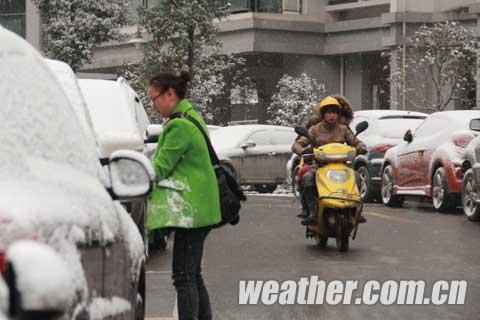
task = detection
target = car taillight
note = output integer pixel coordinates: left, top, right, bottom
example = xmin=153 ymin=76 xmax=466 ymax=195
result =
xmin=453 ymin=133 xmax=475 ymax=148
xmin=0 ymin=252 xmax=6 ymax=275
xmin=370 ymin=144 xmax=393 ymax=154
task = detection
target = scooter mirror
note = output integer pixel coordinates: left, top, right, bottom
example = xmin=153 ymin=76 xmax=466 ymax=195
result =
xmin=355 ymin=121 xmax=369 ymax=136
xmin=295 ymin=126 xmax=309 ymax=138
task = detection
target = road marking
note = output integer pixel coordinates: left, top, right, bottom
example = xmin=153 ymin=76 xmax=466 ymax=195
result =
xmin=364 ymin=211 xmax=418 ymax=224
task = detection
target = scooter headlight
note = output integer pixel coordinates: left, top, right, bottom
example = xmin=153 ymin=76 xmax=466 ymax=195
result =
xmin=327 ymin=169 xmax=350 ymax=183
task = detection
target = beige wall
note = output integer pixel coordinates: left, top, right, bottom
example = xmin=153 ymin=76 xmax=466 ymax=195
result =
xmin=391 ymin=0 xmax=480 ymax=12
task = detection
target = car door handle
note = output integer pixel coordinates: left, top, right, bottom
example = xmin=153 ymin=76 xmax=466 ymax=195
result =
xmin=268 ymin=152 xmax=276 ymax=156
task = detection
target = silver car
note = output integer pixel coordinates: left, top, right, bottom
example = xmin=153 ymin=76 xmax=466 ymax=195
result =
xmin=211 ymin=125 xmax=296 ymax=193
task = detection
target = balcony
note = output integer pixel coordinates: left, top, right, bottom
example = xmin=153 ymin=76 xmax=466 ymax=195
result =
xmin=326 ymin=0 xmax=390 ymax=12
xmin=228 ymin=0 xmax=302 ymax=14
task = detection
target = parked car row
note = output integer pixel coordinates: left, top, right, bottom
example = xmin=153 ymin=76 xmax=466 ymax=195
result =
xmin=381 ymin=111 xmax=480 ymax=216
xmin=45 ymin=58 xmax=155 ymax=254
xmin=1 ymin=26 xmax=153 ymax=319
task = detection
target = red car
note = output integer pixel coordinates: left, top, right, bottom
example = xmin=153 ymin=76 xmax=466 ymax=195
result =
xmin=381 ymin=111 xmax=480 ymax=212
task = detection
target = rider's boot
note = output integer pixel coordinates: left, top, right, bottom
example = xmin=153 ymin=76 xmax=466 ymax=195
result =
xmin=301 ymin=201 xmax=318 ymax=226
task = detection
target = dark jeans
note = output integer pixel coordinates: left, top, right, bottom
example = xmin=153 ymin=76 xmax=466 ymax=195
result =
xmin=301 ymin=168 xmax=319 ymax=215
xmin=172 ymin=227 xmax=212 ymax=320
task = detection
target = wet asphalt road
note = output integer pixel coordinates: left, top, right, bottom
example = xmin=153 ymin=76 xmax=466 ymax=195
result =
xmin=145 ymin=195 xmax=480 ymax=320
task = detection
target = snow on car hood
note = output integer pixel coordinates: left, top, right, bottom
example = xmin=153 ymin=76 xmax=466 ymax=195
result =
xmin=0 ymin=160 xmax=120 ymax=250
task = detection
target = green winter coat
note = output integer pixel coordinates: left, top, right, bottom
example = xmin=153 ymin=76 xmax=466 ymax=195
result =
xmin=147 ymin=99 xmax=221 ymax=230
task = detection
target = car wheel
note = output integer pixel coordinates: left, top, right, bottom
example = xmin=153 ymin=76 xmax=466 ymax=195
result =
xmin=254 ymin=184 xmax=277 ymax=194
xmin=462 ymin=169 xmax=480 ymax=221
xmin=381 ymin=165 xmax=404 ymax=207
xmin=432 ymin=167 xmax=457 ymax=212
xmin=356 ymin=166 xmax=373 ymax=202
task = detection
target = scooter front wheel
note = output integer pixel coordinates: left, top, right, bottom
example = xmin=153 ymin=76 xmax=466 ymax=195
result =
xmin=335 ymin=218 xmax=350 ymax=252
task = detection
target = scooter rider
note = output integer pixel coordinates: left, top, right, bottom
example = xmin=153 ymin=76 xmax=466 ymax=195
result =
xmin=292 ymin=96 xmax=367 ymax=226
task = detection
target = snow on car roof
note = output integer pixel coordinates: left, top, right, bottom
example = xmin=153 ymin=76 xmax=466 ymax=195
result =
xmin=354 ymin=110 xmax=428 ymax=119
xmin=211 ymin=124 xmax=293 ymax=149
xmin=45 ymin=59 xmax=99 ymax=147
xmin=78 ymin=79 xmax=144 ymax=158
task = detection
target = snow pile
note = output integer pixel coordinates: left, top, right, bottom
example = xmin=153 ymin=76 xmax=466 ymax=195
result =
xmin=6 ymin=241 xmax=75 ymax=312
xmin=88 ymin=297 xmax=131 ymax=320
xmin=0 ymin=277 xmax=8 ymax=315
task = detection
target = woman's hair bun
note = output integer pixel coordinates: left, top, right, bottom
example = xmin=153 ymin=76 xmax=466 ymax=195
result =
xmin=179 ymin=70 xmax=192 ymax=83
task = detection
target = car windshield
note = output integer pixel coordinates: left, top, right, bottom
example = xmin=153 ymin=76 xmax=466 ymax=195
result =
xmin=0 ymin=33 xmax=99 ymax=179
xmin=79 ymin=79 xmax=141 ymax=140
xmin=377 ymin=116 xmax=426 ymax=139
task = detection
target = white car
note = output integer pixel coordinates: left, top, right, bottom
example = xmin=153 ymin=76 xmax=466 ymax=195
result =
xmin=78 ymin=78 xmax=152 ymax=161
xmin=0 ymin=26 xmax=153 ymax=319
xmin=77 ymin=77 xmax=154 ymax=249
xmin=211 ymin=125 xmax=297 ymax=193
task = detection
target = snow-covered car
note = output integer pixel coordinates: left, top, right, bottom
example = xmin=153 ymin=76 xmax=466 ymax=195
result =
xmin=211 ymin=125 xmax=297 ymax=193
xmin=78 ymin=77 xmax=154 ymax=250
xmin=460 ymin=119 xmax=480 ymax=221
xmin=0 ymin=26 xmax=153 ymax=319
xmin=349 ymin=110 xmax=427 ymax=202
xmin=381 ymin=111 xmax=480 ymax=212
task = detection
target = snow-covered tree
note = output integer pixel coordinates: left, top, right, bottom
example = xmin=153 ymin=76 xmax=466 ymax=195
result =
xmin=34 ymin=0 xmax=129 ymax=72
xmin=387 ymin=21 xmax=480 ymax=112
xmin=123 ymin=0 xmax=253 ymax=124
xmin=267 ymin=73 xmax=325 ymax=127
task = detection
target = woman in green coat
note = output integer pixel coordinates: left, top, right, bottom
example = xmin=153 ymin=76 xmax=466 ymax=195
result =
xmin=147 ymin=71 xmax=220 ymax=320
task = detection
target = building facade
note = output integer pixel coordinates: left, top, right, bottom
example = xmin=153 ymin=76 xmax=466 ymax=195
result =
xmin=5 ymin=0 xmax=480 ymax=122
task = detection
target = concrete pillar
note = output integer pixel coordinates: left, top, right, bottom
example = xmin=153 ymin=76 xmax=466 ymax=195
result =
xmin=25 ymin=0 xmax=41 ymax=51
xmin=388 ymin=48 xmax=401 ymax=110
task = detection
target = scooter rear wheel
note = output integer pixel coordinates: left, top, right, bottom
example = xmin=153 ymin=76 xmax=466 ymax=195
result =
xmin=314 ymin=235 xmax=328 ymax=248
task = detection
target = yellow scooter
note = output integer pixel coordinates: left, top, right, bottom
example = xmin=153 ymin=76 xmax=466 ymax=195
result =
xmin=295 ymin=123 xmax=368 ymax=252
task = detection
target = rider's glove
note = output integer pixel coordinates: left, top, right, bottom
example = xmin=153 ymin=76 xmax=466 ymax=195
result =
xmin=301 ymin=147 xmax=314 ymax=155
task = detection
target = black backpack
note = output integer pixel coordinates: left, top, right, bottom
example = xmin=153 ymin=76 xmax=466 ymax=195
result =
xmin=170 ymin=112 xmax=246 ymax=227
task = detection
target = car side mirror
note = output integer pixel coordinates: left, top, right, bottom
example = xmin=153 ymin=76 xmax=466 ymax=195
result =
xmin=404 ymin=129 xmax=413 ymax=143
xmin=144 ymin=124 xmax=163 ymax=143
xmin=108 ymin=150 xmax=155 ymax=200
xmin=470 ymin=119 xmax=480 ymax=131
xmin=241 ymin=141 xmax=256 ymax=149
xmin=5 ymin=241 xmax=76 ymax=320
xmin=355 ymin=121 xmax=369 ymax=136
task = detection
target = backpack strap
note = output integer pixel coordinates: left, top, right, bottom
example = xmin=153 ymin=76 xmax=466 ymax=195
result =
xmin=170 ymin=112 xmax=221 ymax=166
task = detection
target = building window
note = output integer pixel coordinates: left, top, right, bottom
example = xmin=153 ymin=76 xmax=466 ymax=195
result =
xmin=228 ymin=0 xmax=301 ymax=14
xmin=0 ymin=0 xmax=26 ymax=38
